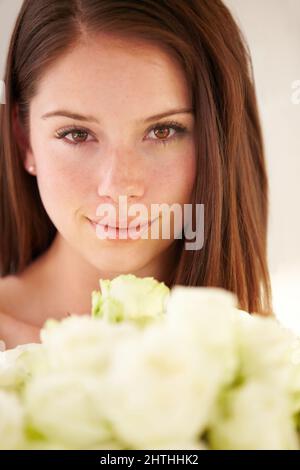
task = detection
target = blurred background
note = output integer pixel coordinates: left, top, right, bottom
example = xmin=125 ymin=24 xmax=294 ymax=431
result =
xmin=0 ymin=0 xmax=299 ymax=331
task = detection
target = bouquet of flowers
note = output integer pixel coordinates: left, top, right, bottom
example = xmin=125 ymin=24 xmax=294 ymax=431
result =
xmin=1 ymin=274 xmax=300 ymax=450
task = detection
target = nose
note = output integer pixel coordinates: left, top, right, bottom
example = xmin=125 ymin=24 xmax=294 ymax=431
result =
xmin=97 ymin=146 xmax=145 ymax=204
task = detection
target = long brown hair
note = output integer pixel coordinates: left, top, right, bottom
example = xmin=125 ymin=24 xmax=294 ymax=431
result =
xmin=0 ymin=0 xmax=273 ymax=316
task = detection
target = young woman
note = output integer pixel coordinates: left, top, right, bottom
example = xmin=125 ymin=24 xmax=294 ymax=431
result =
xmin=0 ymin=0 xmax=273 ymax=349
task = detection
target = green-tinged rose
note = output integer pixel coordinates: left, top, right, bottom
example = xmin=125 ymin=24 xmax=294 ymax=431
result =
xmin=165 ymin=286 xmax=239 ymax=386
xmin=0 ymin=343 xmax=47 ymax=392
xmin=23 ymin=371 xmax=116 ymax=449
xmin=166 ymin=285 xmax=238 ymax=319
xmin=101 ymin=316 xmax=230 ymax=449
xmin=91 ymin=274 xmax=170 ymax=325
xmin=40 ymin=314 xmax=137 ymax=374
xmin=21 ymin=442 xmax=69 ymax=450
xmin=207 ymin=381 xmax=299 ymax=450
xmin=139 ymin=439 xmax=208 ymax=450
xmin=100 ymin=286 xmax=240 ymax=450
xmin=19 ymin=437 xmax=126 ymax=450
xmin=286 ymin=336 xmax=300 ymax=418
xmin=234 ymin=313 xmax=297 ymax=387
xmin=0 ymin=390 xmax=25 ymax=449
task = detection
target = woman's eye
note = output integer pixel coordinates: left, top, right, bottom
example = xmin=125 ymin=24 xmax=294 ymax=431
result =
xmin=55 ymin=127 xmax=94 ymax=146
xmin=148 ymin=126 xmax=175 ymax=141
xmin=147 ymin=121 xmax=187 ymax=146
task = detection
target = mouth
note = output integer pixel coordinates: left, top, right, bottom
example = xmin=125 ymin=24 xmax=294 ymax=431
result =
xmin=90 ymin=220 xmax=150 ymax=230
xmin=87 ymin=217 xmax=156 ymax=240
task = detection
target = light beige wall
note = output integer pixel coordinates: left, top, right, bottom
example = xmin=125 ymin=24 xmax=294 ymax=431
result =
xmin=0 ymin=0 xmax=23 ymax=77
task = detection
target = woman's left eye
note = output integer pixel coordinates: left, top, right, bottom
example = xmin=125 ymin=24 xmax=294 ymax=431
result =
xmin=146 ymin=121 xmax=187 ymax=146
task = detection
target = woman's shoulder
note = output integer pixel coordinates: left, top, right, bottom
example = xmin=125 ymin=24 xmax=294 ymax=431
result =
xmin=0 ymin=274 xmax=15 ymax=311
xmin=0 ymin=273 xmax=36 ymax=317
xmin=0 ymin=275 xmax=40 ymax=350
xmin=0 ymin=274 xmax=22 ymax=317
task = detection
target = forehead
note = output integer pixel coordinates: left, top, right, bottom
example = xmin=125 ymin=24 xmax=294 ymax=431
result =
xmin=31 ymin=35 xmax=192 ymax=120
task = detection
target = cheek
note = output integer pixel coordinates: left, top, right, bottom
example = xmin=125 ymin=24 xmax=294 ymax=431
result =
xmin=39 ymin=165 xmax=86 ymax=199
xmin=35 ymin=154 xmax=89 ymax=228
xmin=151 ymin=147 xmax=196 ymax=204
xmin=33 ymin=132 xmax=92 ymax=191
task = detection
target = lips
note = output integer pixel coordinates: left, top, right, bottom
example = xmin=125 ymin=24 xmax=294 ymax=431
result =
xmin=88 ymin=216 xmax=156 ymax=241
xmin=87 ymin=215 xmax=160 ymax=242
xmin=89 ymin=218 xmax=151 ymax=230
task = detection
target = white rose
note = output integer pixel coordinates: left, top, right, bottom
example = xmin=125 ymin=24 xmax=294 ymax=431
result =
xmin=92 ymin=274 xmax=170 ymax=325
xmin=0 ymin=343 xmax=46 ymax=391
xmin=23 ymin=371 xmax=116 ymax=449
xmin=40 ymin=315 xmax=137 ymax=374
xmin=208 ymin=381 xmax=299 ymax=450
xmin=235 ymin=313 xmax=297 ymax=386
xmin=166 ymin=286 xmax=239 ymax=386
xmin=102 ymin=319 xmax=226 ymax=449
xmin=0 ymin=390 xmax=24 ymax=449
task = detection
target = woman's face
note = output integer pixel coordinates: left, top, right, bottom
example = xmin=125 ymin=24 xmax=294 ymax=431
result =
xmin=25 ymin=34 xmax=196 ymax=274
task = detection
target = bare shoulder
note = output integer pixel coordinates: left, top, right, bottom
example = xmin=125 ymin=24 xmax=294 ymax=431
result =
xmin=0 ymin=275 xmax=15 ymax=309
xmin=0 ymin=274 xmax=25 ymax=314
xmin=0 ymin=275 xmax=40 ymax=350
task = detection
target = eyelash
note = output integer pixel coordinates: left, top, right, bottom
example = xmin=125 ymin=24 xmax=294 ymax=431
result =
xmin=54 ymin=120 xmax=187 ymax=149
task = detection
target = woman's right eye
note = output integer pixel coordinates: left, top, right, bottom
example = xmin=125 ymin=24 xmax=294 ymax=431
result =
xmin=55 ymin=127 xmax=95 ymax=147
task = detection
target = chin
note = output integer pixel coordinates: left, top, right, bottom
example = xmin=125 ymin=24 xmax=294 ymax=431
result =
xmin=85 ymin=247 xmax=153 ymax=275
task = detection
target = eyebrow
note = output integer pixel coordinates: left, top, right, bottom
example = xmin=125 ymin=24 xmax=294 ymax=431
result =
xmin=41 ymin=107 xmax=194 ymax=124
